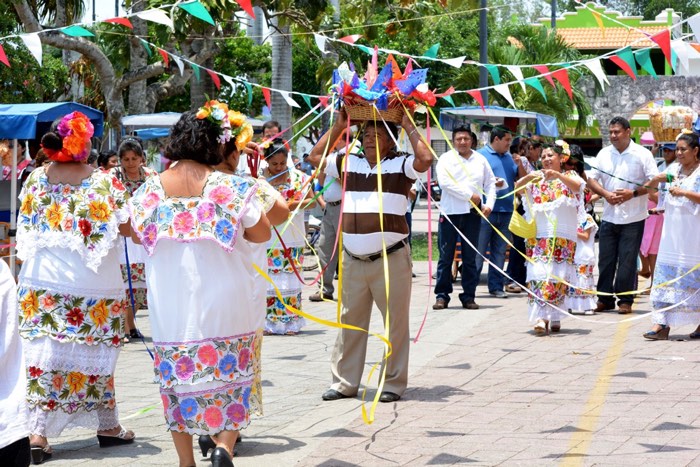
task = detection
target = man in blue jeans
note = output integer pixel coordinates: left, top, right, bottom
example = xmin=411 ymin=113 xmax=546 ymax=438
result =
xmin=475 ymin=126 xmax=524 ymax=298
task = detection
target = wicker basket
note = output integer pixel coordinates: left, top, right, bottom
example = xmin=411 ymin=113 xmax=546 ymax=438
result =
xmin=345 ymin=100 xmax=404 ymax=123
xmin=649 ymin=106 xmax=695 ymax=142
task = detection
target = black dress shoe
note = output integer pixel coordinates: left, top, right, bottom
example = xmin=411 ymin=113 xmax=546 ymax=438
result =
xmin=379 ymin=391 xmax=401 ymax=403
xmin=210 ymin=447 xmax=234 ymax=467
xmin=322 ymin=389 xmax=351 ymax=401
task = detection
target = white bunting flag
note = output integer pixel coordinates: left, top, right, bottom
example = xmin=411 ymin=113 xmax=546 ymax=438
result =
xmin=136 ymin=9 xmax=174 ymax=30
xmin=280 ymin=91 xmax=300 ymax=108
xmin=688 ymin=13 xmax=700 ymax=43
xmin=671 ymin=40 xmax=689 ymax=72
xmin=222 ymin=74 xmax=237 ymax=91
xmin=314 ymin=33 xmax=327 ymax=54
xmin=494 ymin=83 xmax=516 ymax=108
xmin=20 ymin=33 xmax=42 ymax=66
xmin=583 ymin=59 xmax=609 ymax=89
xmin=506 ymin=65 xmax=526 ymax=92
xmin=172 ymin=55 xmax=185 ymax=76
xmin=441 ymin=56 xmax=466 ymax=68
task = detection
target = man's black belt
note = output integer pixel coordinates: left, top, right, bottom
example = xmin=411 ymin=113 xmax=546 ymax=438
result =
xmin=344 ymin=238 xmax=408 ymax=262
xmin=327 ymin=200 xmax=341 ymax=207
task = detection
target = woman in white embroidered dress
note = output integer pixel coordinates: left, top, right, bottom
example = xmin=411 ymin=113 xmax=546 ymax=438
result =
xmin=643 ymin=132 xmax=700 ymax=340
xmin=129 ymin=103 xmax=270 ymax=467
xmin=515 ymin=141 xmax=586 ymax=335
xmin=262 ymin=140 xmax=314 ymax=335
xmin=16 ymin=112 xmax=135 ymax=464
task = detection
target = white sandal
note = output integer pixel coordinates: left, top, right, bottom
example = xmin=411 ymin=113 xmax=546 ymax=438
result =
xmin=534 ymin=319 xmax=548 ymax=335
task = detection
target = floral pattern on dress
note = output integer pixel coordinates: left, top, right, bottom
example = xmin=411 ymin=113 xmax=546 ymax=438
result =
xmin=18 ymin=286 xmax=124 ymax=347
xmin=270 ymin=169 xmax=306 ymax=202
xmin=161 ymin=381 xmax=255 ymax=434
xmin=528 ymin=170 xmax=580 ymax=205
xmin=265 ymin=292 xmax=302 ymax=324
xmin=266 ymin=247 xmax=303 ymax=274
xmin=153 ymin=331 xmax=260 ymax=388
xmin=254 ymin=178 xmax=279 ymax=213
xmin=26 ymin=367 xmax=116 ymax=413
xmin=527 ymin=280 xmax=569 ymax=306
xmin=17 ymin=168 xmax=128 ymax=271
xmin=651 ymin=263 xmax=700 ymax=312
xmin=129 ymin=172 xmax=258 ymax=256
xmin=525 ymin=237 xmax=577 ymax=265
xmin=110 ymin=166 xmax=157 ymax=196
xmin=567 ymin=264 xmax=596 ymax=300
xmin=121 ymin=262 xmax=146 ymax=283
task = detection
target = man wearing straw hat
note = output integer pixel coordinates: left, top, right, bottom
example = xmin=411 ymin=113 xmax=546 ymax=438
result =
xmin=307 ymin=107 xmax=432 ymax=403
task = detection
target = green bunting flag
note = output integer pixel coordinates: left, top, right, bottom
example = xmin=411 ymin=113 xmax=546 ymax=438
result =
xmin=191 ymin=63 xmax=201 ymax=82
xmin=356 ymin=44 xmax=373 ymax=55
xmin=441 ymin=95 xmax=456 ymax=107
xmin=524 ymin=77 xmax=547 ymax=102
xmin=178 ymin=0 xmax=216 ymax=26
xmin=634 ymin=49 xmax=657 ymax=78
xmin=244 ymin=82 xmax=253 ymax=108
xmin=423 ymin=43 xmax=440 ymax=58
xmin=301 ymin=94 xmax=317 ymax=113
xmin=609 ymin=46 xmax=637 ymax=80
xmin=139 ymin=39 xmax=153 ymax=57
xmin=484 ymin=64 xmax=500 ymax=85
xmin=61 ymin=25 xmax=95 ymax=37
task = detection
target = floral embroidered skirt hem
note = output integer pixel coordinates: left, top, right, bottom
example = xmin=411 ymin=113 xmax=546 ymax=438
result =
xmin=567 ymin=263 xmax=597 ymax=312
xmin=651 ymin=262 xmax=700 ymax=328
xmin=154 ymin=330 xmax=263 ymax=435
xmin=526 ymin=237 xmax=578 ymax=323
xmin=265 ymin=247 xmax=306 ymax=335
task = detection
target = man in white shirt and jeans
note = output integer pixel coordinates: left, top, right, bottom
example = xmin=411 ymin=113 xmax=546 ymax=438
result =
xmin=588 ymin=116 xmax=659 ymax=314
xmin=434 ymin=126 xmax=497 ymax=310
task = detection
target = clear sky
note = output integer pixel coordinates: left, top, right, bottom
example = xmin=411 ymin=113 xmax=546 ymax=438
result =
xmin=82 ymin=0 xmax=126 ymax=23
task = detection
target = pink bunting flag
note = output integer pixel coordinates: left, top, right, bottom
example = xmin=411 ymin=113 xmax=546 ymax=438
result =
xmin=435 ymin=86 xmax=455 ymax=98
xmin=235 ymin=0 xmax=255 ymax=18
xmin=0 ymin=44 xmax=9 ymax=67
xmin=104 ymin=17 xmax=133 ymax=29
xmin=262 ymin=87 xmax=271 ymax=109
xmin=551 ymin=69 xmax=573 ymax=100
xmin=157 ymin=48 xmax=169 ymax=68
xmin=650 ymin=29 xmax=672 ymax=67
xmin=467 ymin=89 xmax=485 ymax=111
xmin=318 ymin=96 xmax=329 ymax=108
xmin=206 ymin=69 xmax=221 ymax=90
xmin=533 ymin=65 xmax=556 ymax=88
xmin=339 ymin=34 xmax=362 ymax=44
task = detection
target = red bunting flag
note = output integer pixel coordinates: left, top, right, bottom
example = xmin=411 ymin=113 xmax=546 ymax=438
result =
xmin=235 ymin=0 xmax=255 ymax=18
xmin=157 ymin=48 xmax=169 ymax=68
xmin=533 ymin=65 xmax=556 ymax=88
xmin=435 ymin=86 xmax=455 ymax=98
xmin=650 ymin=29 xmax=672 ymax=67
xmin=609 ymin=55 xmax=637 ymax=80
xmin=467 ymin=89 xmax=485 ymax=111
xmin=0 ymin=44 xmax=9 ymax=67
xmin=262 ymin=87 xmax=271 ymax=109
xmin=104 ymin=17 xmax=133 ymax=29
xmin=339 ymin=34 xmax=362 ymax=44
xmin=318 ymin=96 xmax=329 ymax=108
xmin=551 ymin=69 xmax=573 ymax=100
xmin=206 ymin=69 xmax=221 ymax=90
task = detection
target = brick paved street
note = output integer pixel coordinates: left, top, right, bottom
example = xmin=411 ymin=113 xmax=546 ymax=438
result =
xmin=38 ymin=207 xmax=700 ymax=466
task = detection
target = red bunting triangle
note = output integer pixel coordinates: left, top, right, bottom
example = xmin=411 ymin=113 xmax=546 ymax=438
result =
xmin=435 ymin=86 xmax=455 ymax=98
xmin=609 ymin=55 xmax=637 ymax=80
xmin=650 ymin=29 xmax=672 ymax=67
xmin=318 ymin=96 xmax=329 ymax=108
xmin=157 ymin=48 xmax=169 ymax=68
xmin=262 ymin=88 xmax=271 ymax=109
xmin=339 ymin=34 xmax=362 ymax=44
xmin=552 ymin=69 xmax=573 ymax=101
xmin=467 ymin=89 xmax=485 ymax=111
xmin=235 ymin=0 xmax=255 ymax=18
xmin=0 ymin=44 xmax=9 ymax=67
xmin=206 ymin=70 xmax=221 ymax=90
xmin=533 ymin=65 xmax=556 ymax=88
xmin=104 ymin=17 xmax=133 ymax=28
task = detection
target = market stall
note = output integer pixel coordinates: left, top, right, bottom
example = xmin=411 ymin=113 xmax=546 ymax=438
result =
xmin=439 ymin=105 xmax=559 ymax=138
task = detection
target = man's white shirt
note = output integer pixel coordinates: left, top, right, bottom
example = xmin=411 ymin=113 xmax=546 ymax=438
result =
xmin=436 ymin=149 xmax=497 ymax=215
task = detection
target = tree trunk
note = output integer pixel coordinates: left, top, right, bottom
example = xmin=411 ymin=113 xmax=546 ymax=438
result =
xmin=128 ymin=0 xmax=148 ymax=115
xmin=271 ymin=17 xmax=292 ymax=139
xmin=246 ymin=7 xmax=265 ymax=45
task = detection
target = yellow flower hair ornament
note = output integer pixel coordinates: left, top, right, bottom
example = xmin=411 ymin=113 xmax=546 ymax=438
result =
xmin=554 ymin=139 xmax=571 ymax=163
xmin=676 ymin=128 xmax=694 ymax=140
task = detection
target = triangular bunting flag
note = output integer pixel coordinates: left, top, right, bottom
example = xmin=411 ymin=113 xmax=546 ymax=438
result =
xmin=191 ymin=63 xmax=201 ymax=82
xmin=139 ymin=39 xmax=153 ymax=57
xmin=689 ymin=13 xmax=700 ymax=42
xmin=178 ymin=0 xmax=215 ymax=25
xmin=0 ymin=44 xmax=10 ymax=67
xmin=524 ymin=77 xmax=547 ymax=102
xmin=441 ymin=56 xmax=466 ymax=68
xmin=235 ymin=0 xmax=255 ymax=18
xmin=583 ymin=59 xmax=609 ymax=89
xmin=301 ymin=94 xmax=314 ymax=110
xmin=494 ymin=83 xmax=516 ymax=108
xmin=244 ymin=82 xmax=253 ymax=108
xmin=20 ymin=33 xmax=42 ymax=66
xmin=136 ymin=9 xmax=174 ymax=30
xmin=339 ymin=34 xmax=362 ymax=44
xmin=319 ymin=96 xmax=329 ymax=108
xmin=262 ymin=88 xmax=271 ymax=109
xmin=441 ymin=95 xmax=456 ymax=107
xmin=484 ymin=64 xmax=500 ymax=85
xmin=592 ymin=10 xmax=605 ymax=38
xmin=423 ymin=43 xmax=440 ymax=58
xmin=172 ymin=55 xmax=184 ymax=76
xmin=533 ymin=65 xmax=555 ymax=88
xmin=506 ymin=65 xmax=526 ymax=92
xmin=104 ymin=17 xmax=133 ymax=28
xmin=206 ymin=69 xmax=221 ymax=90
xmin=609 ymin=47 xmax=637 ymax=80
xmin=280 ymin=91 xmax=300 ymax=108
xmin=466 ymin=89 xmax=485 ymax=111
xmin=314 ymin=33 xmax=327 ymax=53
xmin=386 ymin=54 xmax=402 ymax=79
xmin=551 ymin=69 xmax=573 ymax=101
xmin=634 ymin=49 xmax=657 ymax=78
xmin=157 ymin=48 xmax=170 ymax=68
xmin=222 ymin=75 xmax=236 ymax=91
xmin=356 ymin=44 xmax=372 ymax=55
xmin=650 ymin=29 xmax=672 ymax=67
xmin=671 ymin=40 xmax=689 ymax=72
xmin=61 ymin=25 xmax=94 ymax=37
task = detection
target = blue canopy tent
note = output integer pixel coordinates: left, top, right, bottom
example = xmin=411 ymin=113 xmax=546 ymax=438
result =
xmin=439 ymin=105 xmax=559 ymax=138
xmin=0 ymin=102 xmax=104 ymax=275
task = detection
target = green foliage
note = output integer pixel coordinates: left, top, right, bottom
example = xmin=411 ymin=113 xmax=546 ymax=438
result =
xmin=0 ymin=42 xmax=70 ymax=103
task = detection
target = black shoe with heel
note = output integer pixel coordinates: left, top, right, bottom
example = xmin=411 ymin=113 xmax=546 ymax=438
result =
xmin=210 ymin=447 xmax=234 ymax=467
xmin=30 ymin=445 xmax=52 ymax=464
xmin=199 ymin=434 xmax=241 ymax=458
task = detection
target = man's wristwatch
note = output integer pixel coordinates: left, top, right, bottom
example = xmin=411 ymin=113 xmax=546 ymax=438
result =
xmin=632 ymin=189 xmax=639 ymax=198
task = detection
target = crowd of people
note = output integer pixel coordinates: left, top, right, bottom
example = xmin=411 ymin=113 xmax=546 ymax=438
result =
xmin=1 ymin=106 xmax=699 ymax=467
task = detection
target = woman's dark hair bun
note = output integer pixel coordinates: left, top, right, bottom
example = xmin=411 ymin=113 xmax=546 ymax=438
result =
xmin=41 ymin=132 xmax=63 ymax=151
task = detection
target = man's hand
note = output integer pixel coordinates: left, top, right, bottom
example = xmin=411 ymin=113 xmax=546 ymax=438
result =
xmin=333 ymin=108 xmax=348 ymax=130
xmin=470 ymin=192 xmax=482 ymax=207
xmin=401 ymin=106 xmax=416 ymax=132
xmin=614 ymin=188 xmax=635 ymax=203
xmin=242 ymin=141 xmax=261 ymax=158
xmin=481 ymin=206 xmax=492 ymax=217
xmin=604 ymin=190 xmax=623 ymax=205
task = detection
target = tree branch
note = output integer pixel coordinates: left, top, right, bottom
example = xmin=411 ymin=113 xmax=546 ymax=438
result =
xmin=117 ymin=63 xmax=166 ymax=91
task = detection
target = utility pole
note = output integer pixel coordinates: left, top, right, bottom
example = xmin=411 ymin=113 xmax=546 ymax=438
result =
xmin=479 ymin=0 xmax=488 ymax=105
xmin=551 ymin=0 xmax=557 ymax=29
xmin=92 ymin=0 xmax=96 ymax=22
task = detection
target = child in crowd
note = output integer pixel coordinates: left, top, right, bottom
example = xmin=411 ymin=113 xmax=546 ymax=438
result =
xmin=570 ymin=214 xmax=598 ymax=315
